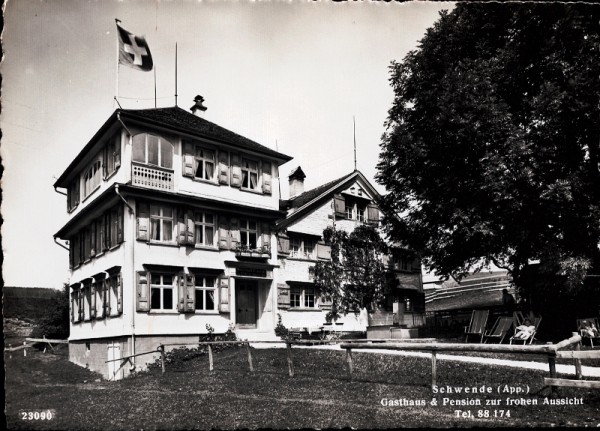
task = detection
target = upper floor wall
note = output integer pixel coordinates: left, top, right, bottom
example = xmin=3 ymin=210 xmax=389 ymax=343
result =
xmin=58 ymin=119 xmax=286 ymax=221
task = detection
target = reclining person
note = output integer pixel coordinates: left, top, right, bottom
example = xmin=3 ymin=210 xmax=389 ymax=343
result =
xmin=514 ymin=319 xmax=536 ymax=340
xmin=579 ymin=320 xmax=599 ymax=339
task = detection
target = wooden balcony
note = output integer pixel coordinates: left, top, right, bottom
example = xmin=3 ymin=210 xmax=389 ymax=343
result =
xmin=132 ymin=163 xmax=174 ymax=191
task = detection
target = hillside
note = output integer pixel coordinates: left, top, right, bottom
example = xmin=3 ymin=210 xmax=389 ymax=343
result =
xmin=3 ymin=286 xmax=64 ymax=321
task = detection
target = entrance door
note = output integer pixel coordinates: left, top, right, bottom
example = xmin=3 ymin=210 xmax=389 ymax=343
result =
xmin=236 ymin=280 xmax=257 ymax=328
xmin=107 ymin=343 xmax=122 ymax=381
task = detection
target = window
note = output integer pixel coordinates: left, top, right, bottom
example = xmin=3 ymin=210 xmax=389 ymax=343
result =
xmin=67 ymin=178 xmax=80 ymax=211
xmin=357 ymin=207 xmax=365 ymax=222
xmin=289 ymin=237 xmax=316 ymax=259
xmin=150 ymin=205 xmax=174 ymax=242
xmin=150 ymin=273 xmax=175 ymax=311
xmin=344 ymin=200 xmax=367 ymax=221
xmin=290 ymin=286 xmax=317 ymax=309
xmin=107 ymin=273 xmax=122 ymax=317
xmin=241 ymin=158 xmax=259 ymax=190
xmin=194 ymin=212 xmax=215 ymax=247
xmin=83 ymin=283 xmax=92 ymax=320
xmin=83 ymin=160 xmax=102 ymax=198
xmin=239 ymin=219 xmax=257 ymax=249
xmin=133 ymin=133 xmax=173 ymax=169
xmin=346 ymin=205 xmax=354 ymax=220
xmin=104 ymin=134 xmax=121 ymax=178
xmin=194 ymin=147 xmax=216 ymax=181
xmin=194 ymin=276 xmax=216 ymax=311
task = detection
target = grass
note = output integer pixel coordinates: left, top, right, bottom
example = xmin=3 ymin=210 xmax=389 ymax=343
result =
xmin=5 ymin=340 xmax=600 ymax=429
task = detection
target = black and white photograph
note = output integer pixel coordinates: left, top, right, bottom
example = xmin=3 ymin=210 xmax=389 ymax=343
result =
xmin=3 ymin=0 xmax=600 ymax=428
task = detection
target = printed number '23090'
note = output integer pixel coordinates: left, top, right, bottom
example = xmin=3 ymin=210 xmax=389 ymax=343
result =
xmin=20 ymin=410 xmax=55 ymax=420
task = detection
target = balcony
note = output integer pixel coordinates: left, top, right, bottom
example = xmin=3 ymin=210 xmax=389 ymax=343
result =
xmin=132 ymin=163 xmax=174 ymax=191
xmin=235 ymin=245 xmax=271 ymax=259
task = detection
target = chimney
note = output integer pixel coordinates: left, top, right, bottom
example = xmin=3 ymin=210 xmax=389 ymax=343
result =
xmin=288 ymin=166 xmax=306 ymax=199
xmin=190 ymin=95 xmax=207 ymax=115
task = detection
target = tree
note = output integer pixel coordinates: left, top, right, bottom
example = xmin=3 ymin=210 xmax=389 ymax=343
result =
xmin=312 ymin=224 xmax=391 ymax=322
xmin=31 ymin=283 xmax=70 ymax=340
xmin=377 ymin=3 xmax=600 ymax=307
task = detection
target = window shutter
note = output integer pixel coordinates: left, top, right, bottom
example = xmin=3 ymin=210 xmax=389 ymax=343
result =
xmin=70 ymin=290 xmax=75 ymax=323
xmin=218 ymin=216 xmax=230 ymax=250
xmin=104 ymin=279 xmax=111 ymax=317
xmin=230 ymin=153 xmax=242 ymax=188
xmin=277 ymin=283 xmax=291 ymax=309
xmin=136 ymin=271 xmax=149 ymax=312
xmin=102 ymin=145 xmax=109 ymax=179
xmin=218 ymin=151 xmax=230 ymax=185
xmin=102 ymin=213 xmax=110 ymax=251
xmin=116 ymin=274 xmax=123 ymax=315
xmin=79 ymin=232 xmax=85 ymax=264
xmin=177 ymin=273 xmax=186 ymax=312
xmin=277 ymin=232 xmax=290 ymax=255
xmin=183 ymin=154 xmax=195 ymax=178
xmin=114 ymin=135 xmax=121 ymax=169
xmin=117 ymin=206 xmax=124 ymax=243
xmin=367 ymin=203 xmax=379 ymax=224
xmin=316 ymin=242 xmax=331 ymax=260
xmin=177 ymin=209 xmax=186 ymax=245
xmin=69 ymin=239 xmax=74 ymax=269
xmin=186 ymin=210 xmax=195 ymax=245
xmin=95 ymin=219 xmax=102 ymax=254
xmin=111 ymin=209 xmax=119 ymax=246
xmin=334 ymin=194 xmax=345 ymax=217
xmin=218 ymin=277 xmax=230 ymax=313
xmin=137 ymin=202 xmax=150 ymax=241
xmin=78 ymin=290 xmax=84 ymax=322
xmin=185 ymin=274 xmax=195 ymax=313
xmin=262 ymin=161 xmax=272 ymax=194
xmin=261 ymin=222 xmax=271 ymax=253
xmin=90 ymin=283 xmax=97 ymax=319
xmin=229 ymin=217 xmax=240 ymax=250
xmin=74 ymin=179 xmax=80 ymax=207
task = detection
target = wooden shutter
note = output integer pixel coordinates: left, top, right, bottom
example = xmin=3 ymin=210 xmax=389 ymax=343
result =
xmin=90 ymin=221 xmax=97 ymax=257
xmin=90 ymin=283 xmax=97 ymax=319
xmin=277 ymin=283 xmax=291 ymax=309
xmin=111 ymin=209 xmax=119 ymax=246
xmin=218 ymin=151 xmax=230 ymax=185
xmin=78 ymin=289 xmax=84 ymax=322
xmin=177 ymin=209 xmax=187 ymax=245
xmin=104 ymin=278 xmax=111 ymax=317
xmin=136 ymin=271 xmax=149 ymax=312
xmin=261 ymin=222 xmax=271 ymax=252
xmin=117 ymin=206 xmax=124 ymax=243
xmin=229 ymin=217 xmax=240 ymax=250
xmin=102 ymin=213 xmax=110 ymax=251
xmin=317 ymin=242 xmax=331 ymax=260
xmin=277 ymin=232 xmax=290 ymax=255
xmin=114 ymin=134 xmax=121 ymax=169
xmin=262 ymin=161 xmax=272 ymax=194
xmin=177 ymin=273 xmax=186 ymax=312
xmin=230 ymin=153 xmax=242 ymax=188
xmin=218 ymin=277 xmax=230 ymax=313
xmin=183 ymin=154 xmax=195 ymax=178
xmin=69 ymin=239 xmax=74 ymax=269
xmin=186 ymin=210 xmax=195 ymax=245
xmin=367 ymin=203 xmax=379 ymax=224
xmin=334 ymin=194 xmax=345 ymax=217
xmin=116 ymin=274 xmax=123 ymax=315
xmin=137 ymin=202 xmax=150 ymax=241
xmin=70 ymin=289 xmax=76 ymax=323
xmin=185 ymin=274 xmax=196 ymax=313
xmin=95 ymin=219 xmax=102 ymax=254
xmin=218 ymin=216 xmax=230 ymax=250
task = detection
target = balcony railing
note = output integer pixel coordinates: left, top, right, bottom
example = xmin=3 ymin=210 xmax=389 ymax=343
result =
xmin=132 ymin=163 xmax=174 ymax=191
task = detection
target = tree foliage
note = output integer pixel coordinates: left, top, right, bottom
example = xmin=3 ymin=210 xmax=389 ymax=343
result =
xmin=312 ymin=225 xmax=391 ymax=321
xmin=377 ymin=3 xmax=600 ymax=293
xmin=31 ymin=283 xmax=70 ymax=340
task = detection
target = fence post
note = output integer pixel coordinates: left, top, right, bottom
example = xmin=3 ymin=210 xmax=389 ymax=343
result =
xmin=246 ymin=343 xmax=254 ymax=372
xmin=286 ymin=342 xmax=295 ymax=377
xmin=43 ymin=335 xmax=47 ymax=354
xmin=208 ymin=344 xmax=214 ymax=372
xmin=23 ymin=341 xmax=27 ymax=357
xmin=159 ymin=345 xmax=166 ymax=374
xmin=546 ymin=342 xmax=557 ymax=396
xmin=346 ymin=348 xmax=353 ymax=375
xmin=431 ymin=351 xmax=437 ymax=388
xmin=9 ymin=344 xmax=12 ymax=359
xmin=572 ymin=332 xmax=582 ymax=380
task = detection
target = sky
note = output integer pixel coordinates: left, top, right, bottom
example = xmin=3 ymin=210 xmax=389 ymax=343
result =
xmin=1 ymin=0 xmax=454 ymax=288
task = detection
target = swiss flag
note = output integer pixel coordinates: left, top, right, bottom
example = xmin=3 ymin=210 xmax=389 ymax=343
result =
xmin=116 ymin=22 xmax=153 ymax=72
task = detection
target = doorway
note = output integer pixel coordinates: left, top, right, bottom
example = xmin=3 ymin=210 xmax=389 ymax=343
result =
xmin=236 ymin=280 xmax=258 ymax=328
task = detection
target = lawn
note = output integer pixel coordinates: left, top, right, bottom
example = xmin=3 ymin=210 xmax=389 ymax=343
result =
xmin=5 ymin=341 xmax=600 ymax=429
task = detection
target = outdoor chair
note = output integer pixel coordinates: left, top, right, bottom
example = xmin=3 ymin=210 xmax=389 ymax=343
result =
xmin=577 ymin=317 xmax=600 ymax=348
xmin=483 ymin=316 xmax=513 ymax=344
xmin=510 ymin=315 xmax=542 ymax=345
xmin=464 ymin=309 xmax=489 ymax=343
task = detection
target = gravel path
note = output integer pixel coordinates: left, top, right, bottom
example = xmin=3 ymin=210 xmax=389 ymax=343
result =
xmin=251 ymin=342 xmax=600 ymax=377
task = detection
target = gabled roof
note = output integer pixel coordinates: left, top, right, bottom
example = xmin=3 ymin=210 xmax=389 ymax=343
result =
xmin=277 ymin=170 xmax=382 ymax=230
xmin=54 ymin=106 xmax=292 ymax=187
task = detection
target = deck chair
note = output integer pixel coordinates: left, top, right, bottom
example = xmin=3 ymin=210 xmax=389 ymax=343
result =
xmin=483 ymin=317 xmax=513 ymax=344
xmin=510 ymin=316 xmax=542 ymax=345
xmin=464 ymin=310 xmax=489 ymax=343
xmin=577 ymin=317 xmax=600 ymax=348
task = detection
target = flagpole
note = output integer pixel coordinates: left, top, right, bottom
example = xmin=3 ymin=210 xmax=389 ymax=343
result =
xmin=115 ymin=19 xmax=121 ymax=107
xmin=175 ymin=42 xmax=178 ymax=107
